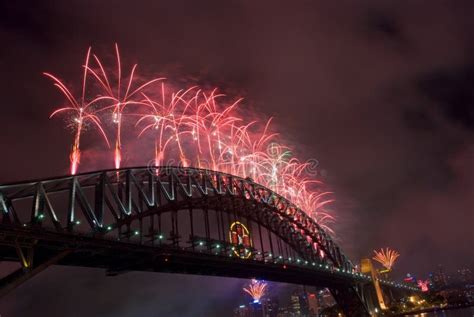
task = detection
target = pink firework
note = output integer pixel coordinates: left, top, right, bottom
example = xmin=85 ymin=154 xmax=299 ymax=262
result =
xmin=136 ymin=87 xmax=336 ymax=230
xmin=44 ymin=47 xmax=109 ymax=175
xmin=87 ymin=43 xmax=164 ymax=169
xmin=137 ymin=84 xmax=197 ymax=167
xmin=46 ymin=46 xmax=336 ymax=231
xmin=417 ymin=279 xmax=429 ymax=292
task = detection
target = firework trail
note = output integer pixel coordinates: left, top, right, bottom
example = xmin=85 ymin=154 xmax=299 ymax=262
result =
xmin=45 ymin=46 xmax=336 ymax=231
xmin=243 ymin=279 xmax=267 ymax=303
xmin=137 ymin=84 xmax=197 ymax=167
xmin=44 ymin=47 xmax=110 ymax=174
xmin=372 ymin=248 xmax=400 ymax=271
xmin=136 ymin=88 xmax=335 ymax=229
xmin=87 ymin=43 xmax=164 ymax=169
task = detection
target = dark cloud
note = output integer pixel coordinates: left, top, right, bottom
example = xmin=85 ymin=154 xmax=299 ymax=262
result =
xmin=365 ymin=9 xmax=404 ymax=43
xmin=0 ymin=2 xmax=53 ymax=39
xmin=418 ymin=66 xmax=474 ymax=130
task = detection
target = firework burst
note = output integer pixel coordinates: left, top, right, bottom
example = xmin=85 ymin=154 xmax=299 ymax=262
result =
xmin=86 ymin=43 xmax=164 ymax=169
xmin=243 ymin=279 xmax=267 ymax=303
xmin=44 ymin=47 xmax=110 ymax=174
xmin=372 ymin=248 xmax=400 ymax=271
xmin=45 ymin=45 xmax=336 ymax=231
xmin=417 ymin=279 xmax=429 ymax=292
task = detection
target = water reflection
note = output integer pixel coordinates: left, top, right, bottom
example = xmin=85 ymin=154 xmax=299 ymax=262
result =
xmin=408 ymin=307 xmax=474 ymax=317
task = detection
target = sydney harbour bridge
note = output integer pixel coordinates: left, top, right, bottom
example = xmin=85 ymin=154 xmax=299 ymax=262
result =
xmin=0 ymin=166 xmax=418 ymax=315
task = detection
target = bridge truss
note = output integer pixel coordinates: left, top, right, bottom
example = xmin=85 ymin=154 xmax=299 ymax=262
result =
xmin=0 ymin=166 xmax=417 ymax=315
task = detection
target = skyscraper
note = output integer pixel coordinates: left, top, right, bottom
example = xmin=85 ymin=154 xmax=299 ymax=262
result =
xmin=290 ymin=294 xmax=302 ymax=316
xmin=432 ymin=265 xmax=448 ymax=289
xmin=290 ymin=289 xmax=310 ymax=316
xmin=261 ymin=297 xmax=279 ymax=317
xmin=318 ymin=288 xmax=336 ymax=309
xmin=234 ymin=304 xmax=250 ymax=317
xmin=307 ymin=293 xmax=319 ymax=316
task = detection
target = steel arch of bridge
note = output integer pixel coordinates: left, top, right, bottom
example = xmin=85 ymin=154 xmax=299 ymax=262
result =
xmin=0 ymin=166 xmax=420 ymax=315
xmin=0 ymin=166 xmax=352 ymax=269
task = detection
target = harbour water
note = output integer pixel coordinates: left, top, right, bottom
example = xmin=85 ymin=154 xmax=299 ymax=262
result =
xmin=407 ymin=307 xmax=474 ymax=316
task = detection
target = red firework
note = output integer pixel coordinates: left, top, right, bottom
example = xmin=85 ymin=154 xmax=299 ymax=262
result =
xmin=372 ymin=248 xmax=400 ymax=271
xmin=243 ymin=279 xmax=267 ymax=303
xmin=44 ymin=47 xmax=110 ymax=175
xmin=86 ymin=43 xmax=164 ymax=169
xmin=45 ymin=46 xmax=336 ymax=231
xmin=417 ymin=279 xmax=429 ymax=292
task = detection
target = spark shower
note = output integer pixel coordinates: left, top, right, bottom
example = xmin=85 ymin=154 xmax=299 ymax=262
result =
xmin=44 ymin=44 xmax=335 ymax=231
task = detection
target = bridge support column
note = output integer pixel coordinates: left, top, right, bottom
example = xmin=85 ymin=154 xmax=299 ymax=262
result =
xmin=0 ymin=249 xmax=71 ymax=298
xmin=330 ymin=285 xmax=371 ymax=317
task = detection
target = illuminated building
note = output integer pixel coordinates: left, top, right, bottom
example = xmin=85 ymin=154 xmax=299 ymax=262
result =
xmin=277 ymin=306 xmax=291 ymax=317
xmin=261 ymin=297 xmax=279 ymax=317
xmin=234 ymin=304 xmax=250 ymax=317
xmin=290 ymin=289 xmax=310 ymax=316
xmin=404 ymin=273 xmax=415 ymax=284
xmin=457 ymin=268 xmax=473 ymax=283
xmin=290 ymin=294 xmax=301 ymax=315
xmin=307 ymin=293 xmax=319 ymax=316
xmin=249 ymin=302 xmax=264 ymax=317
xmin=431 ymin=265 xmax=448 ymax=289
xmin=318 ymin=288 xmax=336 ymax=309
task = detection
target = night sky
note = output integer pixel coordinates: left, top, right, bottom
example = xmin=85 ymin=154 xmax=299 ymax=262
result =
xmin=1 ymin=1 xmax=473 ymax=316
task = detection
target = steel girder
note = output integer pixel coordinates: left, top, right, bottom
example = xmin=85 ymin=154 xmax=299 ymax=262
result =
xmin=0 ymin=167 xmax=422 ymax=314
xmin=0 ymin=166 xmax=352 ymax=270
